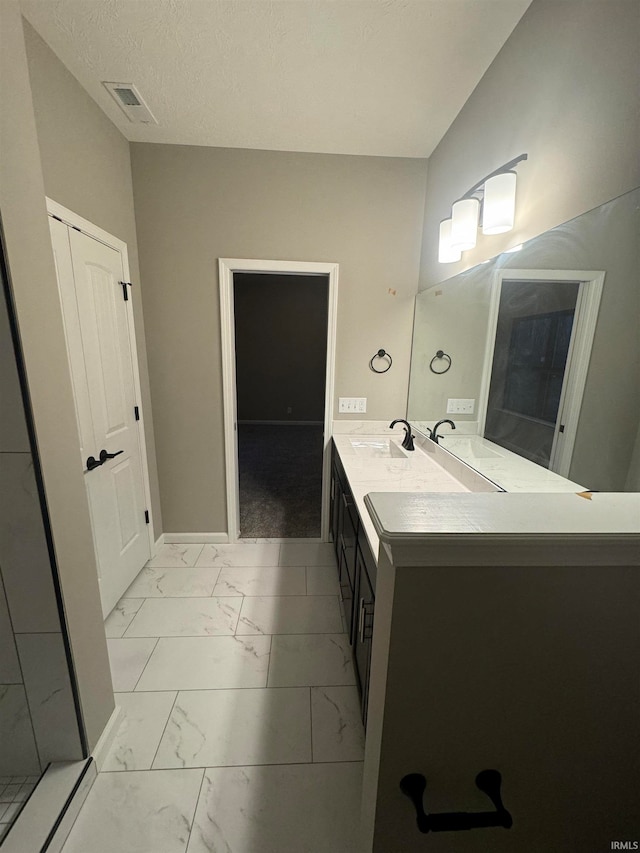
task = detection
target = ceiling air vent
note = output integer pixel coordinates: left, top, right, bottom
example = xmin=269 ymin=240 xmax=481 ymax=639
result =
xmin=103 ymin=82 xmax=157 ymax=124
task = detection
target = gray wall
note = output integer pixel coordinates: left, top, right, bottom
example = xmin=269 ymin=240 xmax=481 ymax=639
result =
xmin=23 ymin=22 xmax=162 ymax=537
xmin=131 ymin=144 xmax=427 ymax=533
xmin=419 ymin=0 xmax=640 ymax=288
xmin=234 ymin=274 xmax=328 ymax=423
xmin=0 ymin=4 xmax=114 ymax=752
xmin=371 ymin=559 xmax=639 ymax=852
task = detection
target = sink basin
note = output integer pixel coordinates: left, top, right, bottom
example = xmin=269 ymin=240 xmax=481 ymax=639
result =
xmin=349 ymin=439 xmax=407 ymax=458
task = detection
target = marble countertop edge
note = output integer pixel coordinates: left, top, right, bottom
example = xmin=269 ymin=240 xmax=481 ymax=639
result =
xmin=364 ymin=491 xmax=640 ymax=543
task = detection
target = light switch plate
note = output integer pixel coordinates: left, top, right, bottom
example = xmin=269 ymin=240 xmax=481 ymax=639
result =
xmin=339 ymin=397 xmax=367 ymax=413
xmin=447 ymin=398 xmax=475 ymax=414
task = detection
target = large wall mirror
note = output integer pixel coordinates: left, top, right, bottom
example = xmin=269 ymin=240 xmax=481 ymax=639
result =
xmin=408 ymin=187 xmax=640 ymax=492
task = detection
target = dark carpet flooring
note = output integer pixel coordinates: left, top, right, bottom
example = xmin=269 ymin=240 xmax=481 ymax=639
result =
xmin=238 ymin=424 xmax=324 ymax=538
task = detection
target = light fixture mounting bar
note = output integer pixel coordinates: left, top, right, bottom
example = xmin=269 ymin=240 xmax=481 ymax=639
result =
xmin=461 ymin=153 xmax=528 ymax=201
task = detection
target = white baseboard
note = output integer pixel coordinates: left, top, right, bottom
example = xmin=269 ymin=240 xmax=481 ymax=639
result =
xmin=153 ymin=533 xmax=165 ymax=555
xmin=92 ymin=704 xmax=123 ymax=772
xmin=163 ymin=532 xmax=230 ymax=544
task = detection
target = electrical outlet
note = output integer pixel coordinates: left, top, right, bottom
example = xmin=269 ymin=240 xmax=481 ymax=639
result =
xmin=339 ymin=397 xmax=367 ymax=413
xmin=446 ymin=398 xmax=475 ymax=414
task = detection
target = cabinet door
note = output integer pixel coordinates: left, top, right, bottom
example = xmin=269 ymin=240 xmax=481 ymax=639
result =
xmin=339 ymin=491 xmax=358 ymax=641
xmin=354 ymin=549 xmax=375 ymax=727
xmin=330 ymin=461 xmax=341 ymax=562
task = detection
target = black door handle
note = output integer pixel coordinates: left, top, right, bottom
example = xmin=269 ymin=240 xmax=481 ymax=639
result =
xmin=86 ymin=455 xmax=104 ymax=471
xmin=99 ymin=449 xmax=124 ymax=462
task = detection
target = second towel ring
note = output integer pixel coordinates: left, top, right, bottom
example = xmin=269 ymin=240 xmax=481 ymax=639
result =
xmin=430 ymin=350 xmax=452 ymax=374
xmin=370 ymin=349 xmax=393 ymax=373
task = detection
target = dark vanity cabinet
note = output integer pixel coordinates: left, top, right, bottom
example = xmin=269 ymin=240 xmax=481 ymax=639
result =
xmin=330 ymin=441 xmax=376 ymax=725
xmin=353 ymin=533 xmax=376 ymax=727
xmin=331 ymin=449 xmax=358 ymax=640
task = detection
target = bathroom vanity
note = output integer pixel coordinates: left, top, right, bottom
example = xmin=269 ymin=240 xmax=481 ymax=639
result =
xmin=330 ymin=427 xmax=587 ymax=727
xmin=329 ymin=424 xmax=640 ymax=852
xmin=331 ymin=428 xmax=496 ymax=726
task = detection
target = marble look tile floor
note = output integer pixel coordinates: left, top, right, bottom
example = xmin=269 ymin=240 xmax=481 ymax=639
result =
xmin=62 ymin=542 xmax=364 ymax=853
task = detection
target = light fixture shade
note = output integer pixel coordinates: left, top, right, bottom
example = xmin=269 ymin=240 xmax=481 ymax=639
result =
xmin=438 ymin=218 xmax=462 ymax=263
xmin=482 ymin=171 xmax=517 ymax=235
xmin=451 ymin=197 xmax=479 ymax=250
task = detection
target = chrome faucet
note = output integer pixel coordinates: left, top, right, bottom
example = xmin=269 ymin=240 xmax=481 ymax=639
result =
xmin=389 ymin=419 xmax=415 ymax=451
xmin=429 ymin=419 xmax=456 ymax=444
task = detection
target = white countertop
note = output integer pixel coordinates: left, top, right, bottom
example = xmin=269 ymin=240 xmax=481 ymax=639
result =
xmin=432 ymin=433 xmax=586 ymax=493
xmin=332 ymin=433 xmax=473 ymax=561
xmin=364 ymin=490 xmax=640 ymax=542
xmin=333 ymin=424 xmax=604 ymax=564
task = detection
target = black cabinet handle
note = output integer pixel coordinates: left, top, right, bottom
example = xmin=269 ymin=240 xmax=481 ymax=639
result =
xmin=99 ymin=449 xmax=124 ymax=462
xmin=358 ymin=598 xmax=366 ymax=644
xmin=85 ymin=455 xmax=104 ymax=471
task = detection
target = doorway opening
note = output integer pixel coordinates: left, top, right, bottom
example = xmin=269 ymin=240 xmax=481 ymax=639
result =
xmin=234 ymin=273 xmax=328 ymax=538
xmin=219 ymin=259 xmax=339 ymax=543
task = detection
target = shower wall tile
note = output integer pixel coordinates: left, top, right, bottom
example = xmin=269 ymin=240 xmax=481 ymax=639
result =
xmin=0 ymin=685 xmax=41 ymax=776
xmin=0 ymin=292 xmax=80 ymax=779
xmin=16 ymin=633 xmax=83 ymax=764
xmin=0 ymin=582 xmax=21 ymax=684
xmin=0 ymin=452 xmax=60 ymax=633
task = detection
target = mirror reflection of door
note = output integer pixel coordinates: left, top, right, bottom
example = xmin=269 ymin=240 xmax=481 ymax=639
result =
xmin=484 ymin=279 xmax=580 ymax=469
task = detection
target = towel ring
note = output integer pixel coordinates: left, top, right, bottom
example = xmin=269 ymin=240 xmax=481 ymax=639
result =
xmin=370 ymin=349 xmax=392 ymax=373
xmin=430 ymin=350 xmax=452 ymax=374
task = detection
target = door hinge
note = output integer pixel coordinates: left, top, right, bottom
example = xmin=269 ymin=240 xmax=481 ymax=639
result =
xmin=144 ymin=510 xmax=150 ymax=524
xmin=51 ymin=214 xmax=63 ymax=222
xmin=134 ymin=406 xmax=140 ymax=421
xmin=120 ymin=281 xmax=131 ymax=302
xmin=559 ymin=424 xmax=565 ymax=433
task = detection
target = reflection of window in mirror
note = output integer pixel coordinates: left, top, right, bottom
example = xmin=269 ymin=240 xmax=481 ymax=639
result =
xmin=484 ymin=280 xmax=580 ymax=468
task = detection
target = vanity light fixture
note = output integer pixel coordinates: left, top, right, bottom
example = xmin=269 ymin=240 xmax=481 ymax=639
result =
xmin=483 ymin=171 xmax=517 ymax=235
xmin=438 ymin=154 xmax=527 ymax=263
xmin=451 ymin=198 xmax=480 ymax=251
xmin=438 ymin=218 xmax=462 ymax=263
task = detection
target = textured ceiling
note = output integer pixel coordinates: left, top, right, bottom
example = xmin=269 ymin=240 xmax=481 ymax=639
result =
xmin=20 ymin=0 xmax=531 ymax=158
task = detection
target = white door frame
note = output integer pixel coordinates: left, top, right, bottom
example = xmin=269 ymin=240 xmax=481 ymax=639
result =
xmin=477 ymin=268 xmax=605 ymax=477
xmin=46 ymin=197 xmax=156 ymax=550
xmin=219 ymin=258 xmax=338 ymax=542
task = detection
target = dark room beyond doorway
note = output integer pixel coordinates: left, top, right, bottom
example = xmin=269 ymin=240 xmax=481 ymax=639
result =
xmin=233 ymin=273 xmax=329 ymax=538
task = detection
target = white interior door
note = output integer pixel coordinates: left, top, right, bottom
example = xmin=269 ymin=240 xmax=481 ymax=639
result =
xmin=50 ymin=217 xmax=150 ymax=616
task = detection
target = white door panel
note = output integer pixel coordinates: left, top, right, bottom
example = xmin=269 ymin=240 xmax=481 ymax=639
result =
xmin=49 ymin=218 xmax=96 ymax=466
xmin=52 ymin=221 xmax=150 ymax=616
